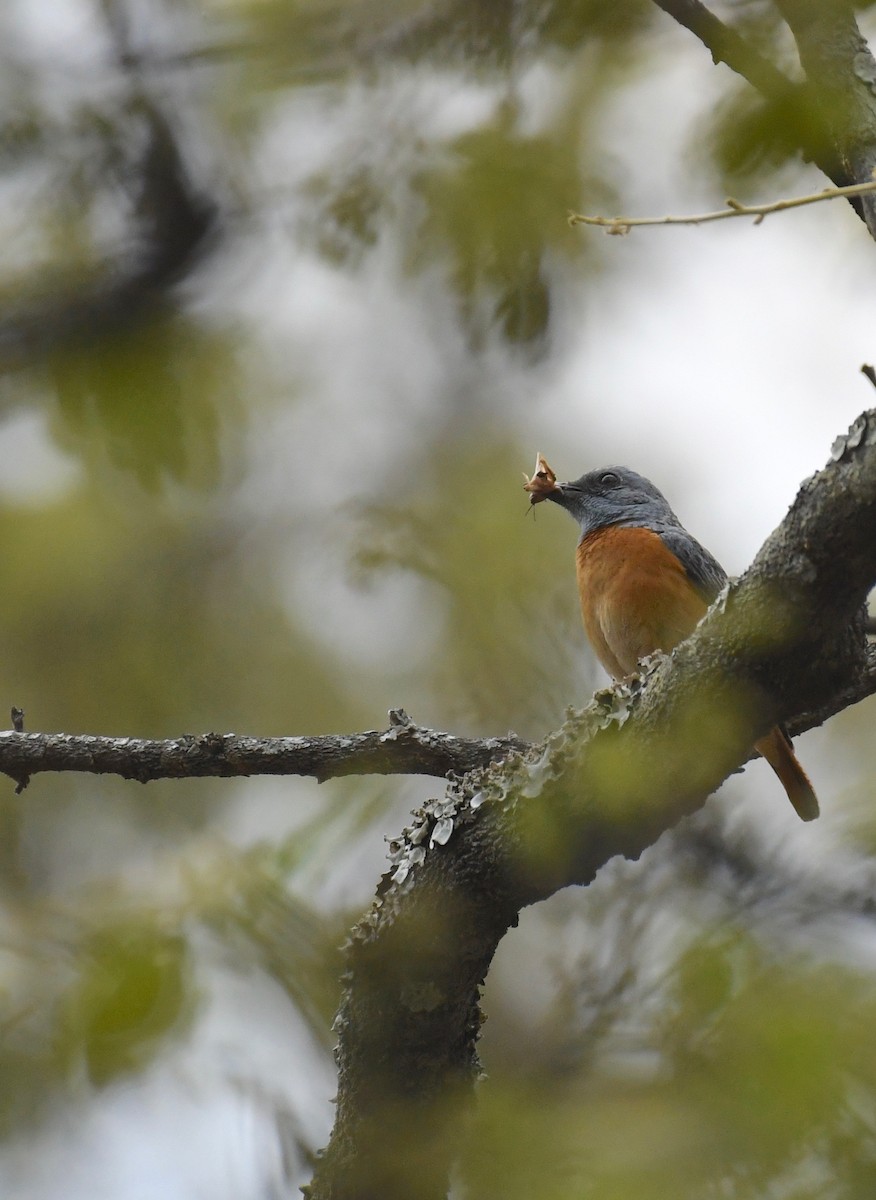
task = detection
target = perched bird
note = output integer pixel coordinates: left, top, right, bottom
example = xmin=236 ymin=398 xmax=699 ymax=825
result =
xmin=524 ymin=456 xmax=818 ymax=821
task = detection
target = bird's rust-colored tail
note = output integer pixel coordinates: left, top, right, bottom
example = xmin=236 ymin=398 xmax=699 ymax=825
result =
xmin=755 ymin=727 xmax=819 ymax=822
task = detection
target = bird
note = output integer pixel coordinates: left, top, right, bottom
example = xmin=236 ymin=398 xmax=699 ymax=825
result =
xmin=524 ymin=455 xmax=819 ymax=822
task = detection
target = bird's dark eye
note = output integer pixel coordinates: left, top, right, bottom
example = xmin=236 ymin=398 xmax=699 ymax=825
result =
xmin=599 ymin=471 xmax=620 ymax=488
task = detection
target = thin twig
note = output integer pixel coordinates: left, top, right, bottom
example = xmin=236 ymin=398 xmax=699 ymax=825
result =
xmin=569 ymin=178 xmax=876 ymax=234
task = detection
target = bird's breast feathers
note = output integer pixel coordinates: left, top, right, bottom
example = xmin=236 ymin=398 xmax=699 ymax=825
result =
xmin=575 ymin=525 xmax=710 ymax=678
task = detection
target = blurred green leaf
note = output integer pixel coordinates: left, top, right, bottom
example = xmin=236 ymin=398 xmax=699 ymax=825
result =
xmin=705 ymin=86 xmax=813 ymax=184
xmin=51 ymin=310 xmax=238 ymax=489
xmin=351 ymin=433 xmax=594 ymax=733
xmin=412 ymin=108 xmax=585 ymax=347
xmin=464 ymin=929 xmax=876 ymax=1199
xmin=55 ymin=918 xmax=194 ymax=1087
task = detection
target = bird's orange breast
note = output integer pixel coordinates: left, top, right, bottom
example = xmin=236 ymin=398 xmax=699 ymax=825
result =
xmin=575 ymin=525 xmax=709 ymax=679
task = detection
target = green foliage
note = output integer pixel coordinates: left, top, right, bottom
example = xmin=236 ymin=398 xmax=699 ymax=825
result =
xmin=0 ymin=479 xmax=354 ymax=738
xmin=706 ymin=86 xmax=811 ymax=183
xmin=467 ymin=929 xmax=876 ymax=1199
xmin=55 ymin=918 xmax=193 ymax=1087
xmin=0 ymin=906 xmax=193 ymax=1132
xmin=304 ymin=167 xmax=384 ymax=265
xmin=0 ymin=826 xmax=356 ymax=1137
xmin=52 ymin=311 xmax=237 ymax=490
xmin=351 ymin=433 xmax=592 ymax=733
xmin=412 ymin=110 xmax=584 ymax=347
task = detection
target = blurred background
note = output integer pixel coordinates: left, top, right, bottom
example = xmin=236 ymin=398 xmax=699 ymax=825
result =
xmin=1 ymin=1 xmax=876 ymax=1196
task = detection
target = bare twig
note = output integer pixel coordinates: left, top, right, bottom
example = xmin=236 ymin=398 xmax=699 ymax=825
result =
xmin=569 ymin=178 xmax=876 ymax=234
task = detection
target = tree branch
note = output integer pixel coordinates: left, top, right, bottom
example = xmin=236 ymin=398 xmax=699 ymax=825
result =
xmin=651 ymin=0 xmax=874 ymax=218
xmin=2 ymin=635 xmax=874 ymax=794
xmin=305 ymin=410 xmax=876 ymax=1200
xmin=0 ymin=709 xmax=528 ymax=791
xmin=651 ymin=0 xmax=793 ymax=101
xmin=785 ymin=639 xmax=876 ymax=739
xmin=774 ymin=0 xmax=876 ymax=236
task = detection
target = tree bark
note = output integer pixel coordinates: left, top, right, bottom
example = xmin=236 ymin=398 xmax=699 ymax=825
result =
xmin=776 ymin=0 xmax=876 ymax=235
xmin=0 ymin=714 xmax=528 ymax=792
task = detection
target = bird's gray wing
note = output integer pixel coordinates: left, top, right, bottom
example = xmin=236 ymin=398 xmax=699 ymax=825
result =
xmin=658 ymin=527 xmax=728 ymax=606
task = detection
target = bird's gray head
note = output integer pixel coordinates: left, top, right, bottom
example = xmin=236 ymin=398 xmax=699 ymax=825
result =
xmin=545 ymin=465 xmax=682 ymax=538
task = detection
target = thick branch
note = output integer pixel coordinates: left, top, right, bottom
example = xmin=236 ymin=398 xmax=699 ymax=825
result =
xmin=652 ymin=0 xmax=871 ymax=215
xmin=786 ymin=639 xmax=876 ymax=738
xmin=652 ymin=0 xmax=793 ymax=100
xmin=306 ymin=411 xmax=876 ymax=1200
xmin=775 ymin=0 xmax=876 ymax=235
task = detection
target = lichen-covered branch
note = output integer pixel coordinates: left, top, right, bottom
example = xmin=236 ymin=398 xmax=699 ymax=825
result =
xmin=305 ymin=411 xmax=876 ymax=1200
xmin=785 ymin=640 xmax=876 ymax=739
xmin=0 ymin=710 xmax=528 ymax=792
xmin=3 ymin=642 xmax=874 ymax=796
